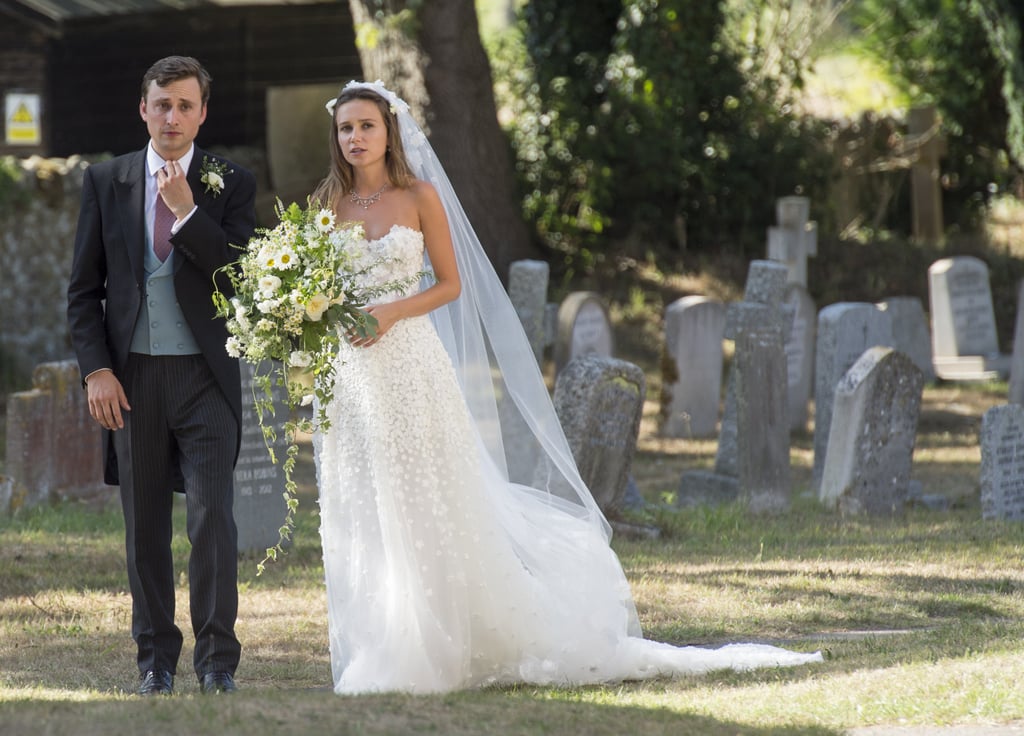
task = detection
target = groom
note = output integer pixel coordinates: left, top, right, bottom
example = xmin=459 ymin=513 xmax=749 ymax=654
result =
xmin=67 ymin=56 xmax=256 ymax=695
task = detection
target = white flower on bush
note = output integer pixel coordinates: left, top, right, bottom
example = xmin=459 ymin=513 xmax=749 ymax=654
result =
xmin=288 ymin=350 xmax=313 ymax=368
xmin=255 ymin=318 xmax=274 ymax=332
xmin=304 ymin=293 xmax=330 ymax=321
xmin=225 ymin=336 xmax=242 ymax=358
xmin=258 ymin=275 xmax=282 ymax=298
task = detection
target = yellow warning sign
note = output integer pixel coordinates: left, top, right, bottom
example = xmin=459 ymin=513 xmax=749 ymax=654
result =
xmin=5 ymin=93 xmax=41 ymax=146
xmin=10 ymin=103 xmax=33 ymax=124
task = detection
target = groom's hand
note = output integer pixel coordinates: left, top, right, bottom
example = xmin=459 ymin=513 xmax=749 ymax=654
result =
xmin=86 ymin=370 xmax=132 ymax=430
xmin=156 ymin=159 xmax=195 ymax=220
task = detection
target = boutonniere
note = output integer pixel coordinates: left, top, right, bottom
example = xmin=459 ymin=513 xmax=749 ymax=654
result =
xmin=199 ymin=156 xmax=232 ymax=197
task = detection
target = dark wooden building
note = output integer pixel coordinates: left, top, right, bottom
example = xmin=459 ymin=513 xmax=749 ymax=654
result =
xmin=0 ymin=0 xmax=362 ymax=157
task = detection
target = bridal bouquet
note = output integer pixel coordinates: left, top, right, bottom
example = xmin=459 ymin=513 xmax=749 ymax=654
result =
xmin=213 ymin=199 xmax=417 ymax=573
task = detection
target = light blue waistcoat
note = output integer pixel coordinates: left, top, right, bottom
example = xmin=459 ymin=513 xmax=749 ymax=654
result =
xmin=129 ymin=246 xmax=201 ymax=355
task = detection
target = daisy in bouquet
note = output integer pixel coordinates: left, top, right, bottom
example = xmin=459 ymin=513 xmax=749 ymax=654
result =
xmin=213 ymin=199 xmax=420 ymax=572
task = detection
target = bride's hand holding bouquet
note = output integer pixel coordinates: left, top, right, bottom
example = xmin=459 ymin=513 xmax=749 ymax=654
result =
xmin=212 ymin=199 xmax=417 ymax=573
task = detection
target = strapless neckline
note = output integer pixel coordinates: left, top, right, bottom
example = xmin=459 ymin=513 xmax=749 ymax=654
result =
xmin=360 ymin=224 xmax=422 ymax=246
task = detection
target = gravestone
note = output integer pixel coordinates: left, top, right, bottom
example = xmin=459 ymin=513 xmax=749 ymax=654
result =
xmin=878 ymin=296 xmax=935 ymax=382
xmin=661 ymin=296 xmax=725 ymax=438
xmin=928 ymin=256 xmax=1010 ymax=380
xmin=980 ymin=404 xmax=1024 ymax=521
xmin=544 ymin=302 xmax=559 ymax=350
xmin=1007 ymin=280 xmax=1024 ymax=405
xmin=508 ymin=259 xmax=550 ymax=365
xmin=554 ymin=292 xmax=614 ymax=374
xmin=234 ymin=362 xmax=290 ymax=554
xmin=819 ymin=347 xmax=924 ymax=515
xmin=552 ymin=355 xmax=645 ymax=516
xmin=783 ymin=284 xmax=816 ymax=432
xmin=812 ymin=303 xmax=894 ymax=492
xmin=766 ymin=196 xmax=818 ymax=287
xmin=732 ymin=316 xmax=791 ymax=513
xmin=716 ymin=261 xmax=789 ymax=476
xmin=4 ymin=360 xmax=105 ymax=513
xmin=678 ymin=299 xmax=790 ymax=511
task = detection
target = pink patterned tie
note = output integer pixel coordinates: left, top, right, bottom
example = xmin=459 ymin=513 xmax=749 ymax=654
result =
xmin=153 ymin=190 xmax=175 ymax=261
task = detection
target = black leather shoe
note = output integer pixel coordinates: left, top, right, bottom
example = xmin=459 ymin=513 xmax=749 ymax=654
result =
xmin=199 ymin=671 xmax=236 ymax=694
xmin=138 ymin=669 xmax=174 ymax=696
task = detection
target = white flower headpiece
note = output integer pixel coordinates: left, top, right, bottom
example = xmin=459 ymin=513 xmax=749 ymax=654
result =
xmin=325 ymin=80 xmax=409 ymax=117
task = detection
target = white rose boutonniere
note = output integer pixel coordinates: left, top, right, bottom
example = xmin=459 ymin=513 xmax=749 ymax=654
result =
xmin=200 ymin=155 xmax=232 ymax=197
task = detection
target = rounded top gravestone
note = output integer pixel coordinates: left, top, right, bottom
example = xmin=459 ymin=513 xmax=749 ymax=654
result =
xmin=554 ymin=292 xmax=614 ymax=374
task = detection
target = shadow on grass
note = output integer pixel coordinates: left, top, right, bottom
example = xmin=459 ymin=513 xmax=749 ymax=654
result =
xmin=0 ymin=687 xmax=844 ymax=736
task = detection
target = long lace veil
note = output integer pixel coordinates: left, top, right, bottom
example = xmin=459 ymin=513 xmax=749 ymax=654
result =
xmin=329 ymin=80 xmax=612 ymax=542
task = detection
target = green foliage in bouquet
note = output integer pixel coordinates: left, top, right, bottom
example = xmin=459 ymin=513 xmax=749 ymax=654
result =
xmin=213 ymin=200 xmax=422 ymax=573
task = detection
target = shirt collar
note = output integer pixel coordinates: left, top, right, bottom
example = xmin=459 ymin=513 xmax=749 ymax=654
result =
xmin=146 ymin=141 xmax=196 ymax=178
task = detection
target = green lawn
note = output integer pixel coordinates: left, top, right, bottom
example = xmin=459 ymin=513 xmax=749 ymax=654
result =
xmin=1 ymin=382 xmax=1023 ymax=735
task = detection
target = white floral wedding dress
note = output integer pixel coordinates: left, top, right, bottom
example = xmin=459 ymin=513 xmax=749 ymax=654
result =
xmin=314 ymin=225 xmax=822 ymax=694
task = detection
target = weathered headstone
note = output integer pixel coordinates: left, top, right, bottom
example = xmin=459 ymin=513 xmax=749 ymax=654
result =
xmin=716 ymin=261 xmax=789 ymax=476
xmin=4 ymin=360 xmax=105 ymax=513
xmin=819 ymin=347 xmax=924 ymax=515
xmin=554 ymin=292 xmax=614 ymax=374
xmin=661 ymin=296 xmax=725 ymax=438
xmin=980 ymin=404 xmax=1024 ymax=521
xmin=1007 ymin=280 xmax=1024 ymax=405
xmin=678 ymin=300 xmax=790 ymax=512
xmin=783 ymin=284 xmax=816 ymax=432
xmin=552 ymin=355 xmax=645 ymax=516
xmin=733 ymin=316 xmax=791 ymax=513
xmin=508 ymin=259 xmax=550 ymax=364
xmin=543 ymin=302 xmax=559 ymax=350
xmin=812 ymin=303 xmax=894 ymax=492
xmin=928 ymin=256 xmax=1010 ymax=380
xmin=234 ymin=362 xmax=290 ymax=554
xmin=766 ymin=196 xmax=818 ymax=287
xmin=878 ymin=296 xmax=935 ymax=382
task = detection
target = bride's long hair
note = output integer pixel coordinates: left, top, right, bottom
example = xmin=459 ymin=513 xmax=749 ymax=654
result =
xmin=313 ymin=87 xmax=416 ymax=211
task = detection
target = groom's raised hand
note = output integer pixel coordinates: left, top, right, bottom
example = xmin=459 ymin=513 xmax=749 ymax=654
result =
xmin=156 ymin=158 xmax=195 ymax=221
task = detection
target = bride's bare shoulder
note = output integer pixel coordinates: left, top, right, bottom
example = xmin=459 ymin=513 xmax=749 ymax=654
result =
xmin=407 ymin=178 xmax=439 ymax=199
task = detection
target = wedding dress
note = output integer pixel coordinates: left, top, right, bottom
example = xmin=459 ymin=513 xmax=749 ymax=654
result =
xmin=313 ymin=223 xmax=822 ymax=694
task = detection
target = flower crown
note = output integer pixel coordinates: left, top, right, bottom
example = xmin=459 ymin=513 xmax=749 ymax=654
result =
xmin=325 ymin=80 xmax=409 ymax=117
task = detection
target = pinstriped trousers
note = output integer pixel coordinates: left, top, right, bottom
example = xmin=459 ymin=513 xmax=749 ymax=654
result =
xmin=114 ymin=353 xmax=240 ymax=678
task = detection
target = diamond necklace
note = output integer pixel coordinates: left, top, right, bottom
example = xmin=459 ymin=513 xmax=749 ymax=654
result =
xmin=349 ymin=182 xmax=388 ymax=209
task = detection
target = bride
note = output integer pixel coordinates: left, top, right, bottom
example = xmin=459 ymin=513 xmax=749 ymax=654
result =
xmin=310 ymin=81 xmax=822 ymax=694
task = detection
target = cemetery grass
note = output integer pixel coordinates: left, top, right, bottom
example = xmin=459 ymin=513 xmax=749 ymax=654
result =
xmin=2 ymin=385 xmax=1024 ymax=734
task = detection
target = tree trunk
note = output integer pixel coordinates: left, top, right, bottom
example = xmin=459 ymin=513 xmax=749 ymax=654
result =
xmin=347 ymin=0 xmax=537 ymax=277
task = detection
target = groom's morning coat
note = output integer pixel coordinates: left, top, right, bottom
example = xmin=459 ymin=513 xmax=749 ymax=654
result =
xmin=67 ymin=146 xmax=257 ymax=483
